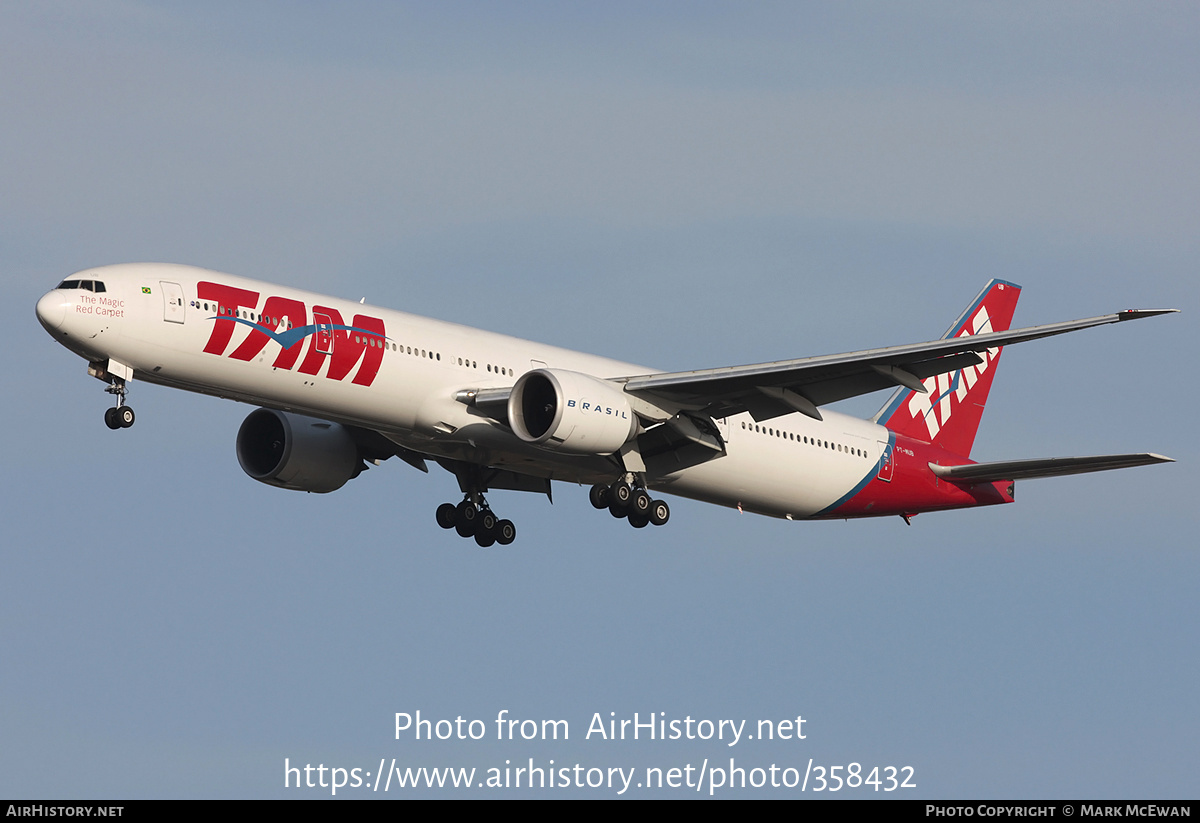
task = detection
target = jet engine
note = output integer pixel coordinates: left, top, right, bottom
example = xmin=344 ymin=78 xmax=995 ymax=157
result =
xmin=236 ymin=408 xmax=361 ymax=493
xmin=508 ymin=369 xmax=638 ymax=454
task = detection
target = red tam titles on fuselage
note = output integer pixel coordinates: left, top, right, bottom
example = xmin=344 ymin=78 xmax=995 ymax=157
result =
xmin=197 ymin=280 xmax=387 ymax=386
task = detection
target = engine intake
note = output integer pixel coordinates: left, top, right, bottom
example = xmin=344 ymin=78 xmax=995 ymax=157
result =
xmin=508 ymin=369 xmax=638 ymax=454
xmin=236 ymin=408 xmax=360 ymax=493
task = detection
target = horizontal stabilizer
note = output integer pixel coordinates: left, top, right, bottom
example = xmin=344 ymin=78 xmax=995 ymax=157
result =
xmin=929 ymin=453 xmax=1174 ymax=483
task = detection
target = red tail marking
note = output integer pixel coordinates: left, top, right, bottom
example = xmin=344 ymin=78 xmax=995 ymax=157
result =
xmin=882 ymin=281 xmax=1020 ymax=458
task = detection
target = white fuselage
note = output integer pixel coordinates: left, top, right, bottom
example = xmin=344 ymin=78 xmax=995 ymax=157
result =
xmin=37 ymin=263 xmax=888 ymax=519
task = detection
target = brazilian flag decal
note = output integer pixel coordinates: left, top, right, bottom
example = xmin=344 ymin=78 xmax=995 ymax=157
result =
xmin=142 ymin=287 xmax=151 ymax=294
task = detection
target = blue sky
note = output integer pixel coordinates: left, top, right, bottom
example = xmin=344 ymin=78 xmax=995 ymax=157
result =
xmin=2 ymin=2 xmax=1195 ymax=798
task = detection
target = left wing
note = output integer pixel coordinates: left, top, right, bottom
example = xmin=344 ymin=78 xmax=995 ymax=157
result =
xmin=620 ymin=309 xmax=1176 ymax=422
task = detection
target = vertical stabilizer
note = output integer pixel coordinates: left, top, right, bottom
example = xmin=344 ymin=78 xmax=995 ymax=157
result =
xmin=875 ymin=280 xmax=1021 ymax=457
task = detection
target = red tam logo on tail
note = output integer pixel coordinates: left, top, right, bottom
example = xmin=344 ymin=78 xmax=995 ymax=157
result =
xmin=880 ymin=280 xmax=1021 ymax=458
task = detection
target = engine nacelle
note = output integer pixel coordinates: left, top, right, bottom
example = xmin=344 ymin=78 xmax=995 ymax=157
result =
xmin=508 ymin=369 xmax=638 ymax=454
xmin=236 ymin=408 xmax=360 ymax=493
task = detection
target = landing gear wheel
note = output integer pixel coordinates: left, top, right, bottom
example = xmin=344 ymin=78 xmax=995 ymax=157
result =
xmin=475 ymin=529 xmax=496 ymax=548
xmin=455 ymin=500 xmax=479 ymax=537
xmin=630 ymin=488 xmax=652 ymax=517
xmin=589 ymin=484 xmax=610 ymax=509
xmin=628 ymin=513 xmax=649 ymax=528
xmin=608 ymin=481 xmax=631 ymax=517
xmin=495 ymin=520 xmax=516 ymax=546
xmin=479 ymin=511 xmax=498 ymax=535
xmin=117 ymin=406 xmax=135 ymax=428
xmin=104 ymin=407 xmax=121 ymax=430
xmin=649 ymin=499 xmax=670 ymax=526
xmin=436 ymin=503 xmax=457 ymax=530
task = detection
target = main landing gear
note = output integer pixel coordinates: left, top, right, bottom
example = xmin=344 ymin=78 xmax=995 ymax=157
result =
xmin=102 ymin=379 xmax=135 ymax=430
xmin=436 ymin=495 xmax=517 ymax=548
xmin=589 ymin=480 xmax=670 ymax=529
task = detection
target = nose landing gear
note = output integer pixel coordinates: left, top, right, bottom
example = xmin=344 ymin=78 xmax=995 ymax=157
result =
xmin=100 ymin=374 xmax=135 ymax=430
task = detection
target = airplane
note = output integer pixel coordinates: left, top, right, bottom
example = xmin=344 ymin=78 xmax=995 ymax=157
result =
xmin=35 ymin=263 xmax=1175 ymax=546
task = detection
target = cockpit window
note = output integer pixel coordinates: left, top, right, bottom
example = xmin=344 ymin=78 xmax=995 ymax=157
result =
xmin=55 ymin=279 xmax=106 ymax=292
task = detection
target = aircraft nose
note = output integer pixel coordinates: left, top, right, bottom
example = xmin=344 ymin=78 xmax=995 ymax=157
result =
xmin=36 ymin=290 xmax=67 ymax=331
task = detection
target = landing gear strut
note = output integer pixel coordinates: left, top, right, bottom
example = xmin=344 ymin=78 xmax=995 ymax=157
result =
xmin=590 ymin=480 xmax=670 ymax=530
xmin=436 ymin=495 xmax=516 ymax=548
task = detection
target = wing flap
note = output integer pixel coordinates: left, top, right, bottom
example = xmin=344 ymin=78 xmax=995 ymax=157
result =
xmin=929 ymin=453 xmax=1174 ymax=483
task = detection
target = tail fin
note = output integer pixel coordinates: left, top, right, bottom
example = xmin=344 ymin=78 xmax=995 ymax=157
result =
xmin=875 ymin=279 xmax=1021 ymax=457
